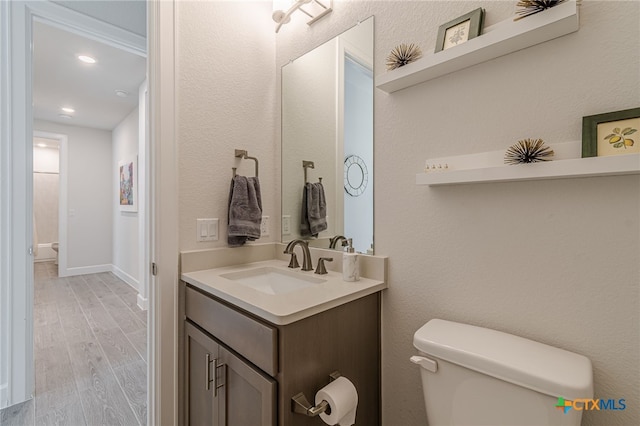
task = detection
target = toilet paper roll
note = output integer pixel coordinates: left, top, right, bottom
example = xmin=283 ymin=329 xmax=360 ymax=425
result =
xmin=315 ymin=376 xmax=358 ymax=426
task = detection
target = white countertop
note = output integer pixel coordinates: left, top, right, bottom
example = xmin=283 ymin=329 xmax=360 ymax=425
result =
xmin=181 ymin=259 xmax=387 ymax=325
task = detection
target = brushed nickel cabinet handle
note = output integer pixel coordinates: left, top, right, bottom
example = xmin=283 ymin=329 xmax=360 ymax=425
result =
xmin=205 ymin=353 xmax=214 ymax=391
xmin=214 ymin=361 xmax=225 ymax=397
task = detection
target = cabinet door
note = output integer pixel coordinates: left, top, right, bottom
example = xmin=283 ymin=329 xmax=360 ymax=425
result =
xmin=218 ymin=346 xmax=276 ymax=426
xmin=185 ymin=322 xmax=221 ymax=426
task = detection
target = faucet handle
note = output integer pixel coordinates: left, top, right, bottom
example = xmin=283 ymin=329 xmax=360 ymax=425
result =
xmin=315 ymin=257 xmax=333 ymax=275
xmin=287 ymin=252 xmax=300 ymax=269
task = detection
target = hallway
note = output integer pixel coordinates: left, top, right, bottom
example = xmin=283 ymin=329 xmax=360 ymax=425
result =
xmin=0 ymin=262 xmax=147 ymax=425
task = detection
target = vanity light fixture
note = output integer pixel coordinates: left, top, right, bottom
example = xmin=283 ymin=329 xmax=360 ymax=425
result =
xmin=61 ymin=107 xmax=75 ymax=113
xmin=77 ymin=55 xmax=96 ymax=64
xmin=272 ymin=0 xmax=332 ymax=33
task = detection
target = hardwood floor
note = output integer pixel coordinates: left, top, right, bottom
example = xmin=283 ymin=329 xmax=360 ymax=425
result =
xmin=0 ymin=262 xmax=147 ymax=426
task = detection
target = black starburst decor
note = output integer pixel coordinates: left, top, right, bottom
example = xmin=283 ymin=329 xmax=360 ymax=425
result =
xmin=504 ymin=139 xmax=555 ymax=165
xmin=514 ymin=0 xmax=567 ymax=21
xmin=386 ymin=43 xmax=423 ymax=70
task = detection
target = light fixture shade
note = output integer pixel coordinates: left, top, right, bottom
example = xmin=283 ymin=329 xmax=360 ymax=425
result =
xmin=273 ymin=0 xmax=332 ymax=32
xmin=273 ymin=0 xmax=293 ymax=22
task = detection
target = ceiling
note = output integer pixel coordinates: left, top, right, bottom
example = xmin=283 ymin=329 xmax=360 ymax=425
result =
xmin=33 ymin=21 xmax=147 ymax=131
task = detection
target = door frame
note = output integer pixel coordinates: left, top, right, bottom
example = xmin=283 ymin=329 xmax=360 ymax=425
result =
xmin=0 ymin=0 xmax=151 ymax=411
xmin=32 ymin=131 xmax=68 ymax=274
xmin=2 ymin=1 xmax=178 ymax=422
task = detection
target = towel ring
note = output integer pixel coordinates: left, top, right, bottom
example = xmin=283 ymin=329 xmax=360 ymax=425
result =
xmin=302 ymin=160 xmax=322 ymax=184
xmin=233 ymin=149 xmax=259 ymax=177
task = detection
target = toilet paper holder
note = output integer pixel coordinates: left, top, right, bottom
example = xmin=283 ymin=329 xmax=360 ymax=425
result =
xmin=291 ymin=371 xmax=341 ymax=417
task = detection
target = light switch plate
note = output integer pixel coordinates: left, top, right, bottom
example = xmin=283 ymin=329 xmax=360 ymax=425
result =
xmin=197 ymin=218 xmax=218 ymax=242
xmin=261 ymin=216 xmax=270 ymax=237
xmin=282 ymin=215 xmax=291 ymax=235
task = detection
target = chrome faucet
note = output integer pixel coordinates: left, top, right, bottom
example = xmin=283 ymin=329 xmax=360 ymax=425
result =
xmin=329 ymin=235 xmax=348 ymax=249
xmin=284 ymin=239 xmax=313 ymax=271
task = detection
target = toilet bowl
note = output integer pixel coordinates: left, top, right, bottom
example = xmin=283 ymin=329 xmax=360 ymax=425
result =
xmin=51 ymin=242 xmax=59 ymax=265
xmin=412 ymin=319 xmax=593 ymax=426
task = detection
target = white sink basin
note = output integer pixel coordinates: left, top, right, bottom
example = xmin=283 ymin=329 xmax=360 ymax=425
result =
xmin=220 ymin=267 xmax=326 ymax=295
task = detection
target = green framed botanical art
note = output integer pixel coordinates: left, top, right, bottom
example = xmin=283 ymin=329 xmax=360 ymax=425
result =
xmin=582 ymin=108 xmax=640 ymax=157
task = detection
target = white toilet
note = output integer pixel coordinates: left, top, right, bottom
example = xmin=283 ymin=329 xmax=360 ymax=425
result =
xmin=412 ymin=319 xmax=593 ymax=426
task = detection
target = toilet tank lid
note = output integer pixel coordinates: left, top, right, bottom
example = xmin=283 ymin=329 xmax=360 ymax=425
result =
xmin=413 ymin=319 xmax=593 ymax=400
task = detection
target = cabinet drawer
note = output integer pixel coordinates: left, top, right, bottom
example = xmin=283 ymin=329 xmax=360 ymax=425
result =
xmin=185 ymin=285 xmax=278 ymax=376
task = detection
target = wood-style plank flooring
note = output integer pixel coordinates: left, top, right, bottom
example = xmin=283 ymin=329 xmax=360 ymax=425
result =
xmin=0 ymin=262 xmax=147 ymax=426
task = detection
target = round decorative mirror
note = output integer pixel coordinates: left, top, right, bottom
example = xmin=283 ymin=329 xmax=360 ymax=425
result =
xmin=344 ymin=154 xmax=368 ymax=197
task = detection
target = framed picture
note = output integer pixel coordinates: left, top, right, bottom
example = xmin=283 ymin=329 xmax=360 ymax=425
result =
xmin=435 ymin=8 xmax=485 ymax=53
xmin=582 ymin=108 xmax=640 ymax=157
xmin=119 ymin=156 xmax=137 ymax=212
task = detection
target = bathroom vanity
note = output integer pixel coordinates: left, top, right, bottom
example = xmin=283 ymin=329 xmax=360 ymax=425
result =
xmin=180 ymin=251 xmax=387 ymax=426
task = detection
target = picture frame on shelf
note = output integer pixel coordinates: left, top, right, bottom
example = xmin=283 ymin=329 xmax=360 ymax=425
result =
xmin=118 ymin=156 xmax=137 ymax=212
xmin=582 ymin=108 xmax=640 ymax=157
xmin=435 ymin=8 xmax=485 ymax=53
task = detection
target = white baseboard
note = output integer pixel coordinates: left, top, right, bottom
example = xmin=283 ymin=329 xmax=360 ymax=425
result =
xmin=137 ymin=293 xmax=148 ymax=311
xmin=34 ymin=243 xmax=56 ymax=262
xmin=111 ymin=265 xmax=140 ymax=292
xmin=64 ymin=264 xmax=112 ymax=277
xmin=0 ymin=382 xmax=8 ymax=409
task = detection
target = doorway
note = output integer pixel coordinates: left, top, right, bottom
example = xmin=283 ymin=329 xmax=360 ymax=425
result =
xmin=0 ymin=0 xmax=150 ymax=420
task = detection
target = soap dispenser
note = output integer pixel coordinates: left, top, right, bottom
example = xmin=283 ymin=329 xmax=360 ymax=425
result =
xmin=342 ymin=238 xmax=360 ymax=282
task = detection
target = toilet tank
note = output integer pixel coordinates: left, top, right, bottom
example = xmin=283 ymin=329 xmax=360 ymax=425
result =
xmin=412 ymin=319 xmax=593 ymax=426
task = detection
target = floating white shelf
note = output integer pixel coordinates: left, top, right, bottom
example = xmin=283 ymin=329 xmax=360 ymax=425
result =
xmin=377 ymin=0 xmax=579 ymax=93
xmin=416 ymin=151 xmax=640 ymax=186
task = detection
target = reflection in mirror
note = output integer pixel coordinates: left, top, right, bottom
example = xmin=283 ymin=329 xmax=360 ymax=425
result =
xmin=281 ymin=17 xmax=374 ymax=254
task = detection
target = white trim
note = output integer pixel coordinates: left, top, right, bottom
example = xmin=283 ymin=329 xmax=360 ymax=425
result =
xmin=28 ymin=1 xmax=146 ymax=57
xmin=137 ymin=293 xmax=149 ymax=311
xmin=3 ymin=1 xmax=36 ymax=408
xmin=111 ymin=264 xmax=140 ymax=290
xmin=34 ymin=243 xmax=55 ymax=262
xmin=0 ymin=383 xmax=7 ymax=407
xmin=148 ymin=1 xmax=178 ymax=423
xmin=138 ymin=79 xmax=149 ymax=305
xmin=1 ymin=0 xmax=150 ymax=409
xmin=33 ymin=130 xmax=67 ymax=277
xmin=64 ymin=264 xmax=112 ymax=277
xmin=0 ymin=0 xmax=10 ymax=409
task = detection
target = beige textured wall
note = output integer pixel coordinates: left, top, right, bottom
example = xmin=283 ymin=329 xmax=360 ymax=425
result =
xmin=177 ymin=1 xmax=276 ymax=251
xmin=176 ymin=1 xmax=639 ymax=424
xmin=275 ymin=1 xmax=639 ymax=425
xmin=34 ymin=120 xmax=113 ymax=270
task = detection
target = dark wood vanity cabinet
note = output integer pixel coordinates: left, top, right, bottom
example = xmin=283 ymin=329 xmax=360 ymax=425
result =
xmin=185 ymin=322 xmax=276 ymax=425
xmin=182 ymin=282 xmax=381 ymax=426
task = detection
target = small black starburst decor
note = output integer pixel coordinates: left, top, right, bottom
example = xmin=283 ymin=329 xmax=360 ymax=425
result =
xmin=514 ymin=0 xmax=567 ymax=21
xmin=386 ymin=43 xmax=423 ymax=71
xmin=504 ymin=139 xmax=555 ymax=165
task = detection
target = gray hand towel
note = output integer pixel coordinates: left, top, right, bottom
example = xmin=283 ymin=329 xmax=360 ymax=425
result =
xmin=300 ymin=182 xmax=327 ymax=237
xmin=228 ymin=175 xmax=262 ymax=247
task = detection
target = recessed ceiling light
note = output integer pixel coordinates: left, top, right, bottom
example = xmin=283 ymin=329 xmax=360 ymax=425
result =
xmin=61 ymin=107 xmax=75 ymax=113
xmin=58 ymin=114 xmax=72 ymax=119
xmin=115 ymin=90 xmax=129 ymax=98
xmin=78 ymin=55 xmax=96 ymax=64
xmin=37 ymin=143 xmax=47 ymax=148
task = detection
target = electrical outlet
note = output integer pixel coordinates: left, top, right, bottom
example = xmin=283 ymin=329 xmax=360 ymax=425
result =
xmin=261 ymin=216 xmax=270 ymax=237
xmin=282 ymin=215 xmax=291 ymax=235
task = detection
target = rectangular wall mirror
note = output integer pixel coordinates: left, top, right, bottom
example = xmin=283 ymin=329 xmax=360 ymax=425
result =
xmin=281 ymin=16 xmax=374 ymax=254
